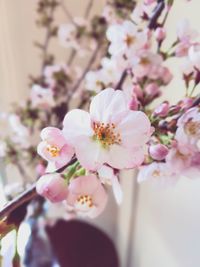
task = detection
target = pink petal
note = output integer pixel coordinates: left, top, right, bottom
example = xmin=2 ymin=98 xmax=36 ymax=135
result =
xmin=63 ymin=109 xmax=93 ymax=144
xmin=108 ymin=145 xmax=145 ymax=169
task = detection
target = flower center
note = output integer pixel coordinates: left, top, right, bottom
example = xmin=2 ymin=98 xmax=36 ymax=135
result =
xmin=93 ymin=122 xmax=121 ymax=147
xmin=124 ymin=34 xmax=135 ymax=47
xmin=46 ymin=144 xmax=60 ymax=157
xmin=185 ymin=121 xmax=200 ymax=136
xmin=140 ymin=57 xmax=150 ymax=66
xmin=77 ymin=195 xmax=94 ymax=208
xmin=152 ymin=170 xmax=160 ymax=177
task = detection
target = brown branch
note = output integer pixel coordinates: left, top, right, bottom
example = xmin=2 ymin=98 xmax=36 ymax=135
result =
xmin=114 ymin=70 xmax=128 ymax=90
xmin=148 ymin=0 xmax=165 ymax=29
xmin=84 ymin=0 xmax=94 ymax=19
xmin=0 ymin=158 xmax=77 ymax=222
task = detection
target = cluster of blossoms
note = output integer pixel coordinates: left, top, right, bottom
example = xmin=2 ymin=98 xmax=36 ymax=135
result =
xmin=1 ymin=0 xmax=200 ymax=224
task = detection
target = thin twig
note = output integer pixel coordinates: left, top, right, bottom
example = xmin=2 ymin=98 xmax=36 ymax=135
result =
xmin=114 ymin=70 xmax=128 ymax=90
xmin=60 ymin=0 xmax=76 ymax=25
xmin=84 ymin=0 xmax=94 ymax=19
xmin=148 ymin=0 xmax=165 ymax=29
xmin=0 ymin=158 xmax=77 ymax=222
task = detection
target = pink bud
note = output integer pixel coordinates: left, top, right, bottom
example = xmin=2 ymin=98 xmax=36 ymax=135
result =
xmin=160 ymin=67 xmax=173 ymax=85
xmin=155 ymin=27 xmax=166 ymax=41
xmin=132 ymin=85 xmax=143 ymax=99
xmin=36 ymin=163 xmax=46 ymax=176
xmin=129 ymin=95 xmax=139 ymax=111
xmin=145 ymin=83 xmax=160 ymax=97
xmin=180 ymin=97 xmax=193 ymax=110
xmin=149 ymin=144 xmax=169 ymax=160
xmin=154 ymin=102 xmax=169 ymax=117
xmin=36 ymin=173 xmax=68 ymax=203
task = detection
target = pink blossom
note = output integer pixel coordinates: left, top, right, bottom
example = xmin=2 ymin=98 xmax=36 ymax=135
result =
xmin=144 ymin=83 xmax=160 ymax=97
xmin=175 ymin=107 xmax=200 ymax=153
xmin=131 ymin=50 xmax=163 ymax=79
xmin=158 ymin=67 xmax=173 ymax=85
xmin=177 ymin=19 xmax=198 ymax=43
xmin=137 ymin=162 xmax=179 ymax=186
xmin=36 ymin=173 xmax=68 ymax=203
xmin=37 ymin=127 xmax=74 ymax=171
xmin=98 ymin=165 xmax=123 ymax=205
xmin=66 ymin=175 xmax=107 ymax=218
xmin=129 ymin=94 xmax=139 ymax=111
xmin=188 ymin=45 xmax=200 ymax=70
xmin=149 ymin=144 xmax=169 ymax=161
xmin=154 ymin=102 xmax=169 ymax=117
xmin=106 ymin=21 xmax=147 ymax=57
xmin=165 ymin=147 xmax=191 ymax=174
xmin=30 ymin=85 xmax=55 ymax=109
xmin=63 ymin=88 xmax=152 ymax=170
xmin=58 ymin=24 xmax=78 ymax=49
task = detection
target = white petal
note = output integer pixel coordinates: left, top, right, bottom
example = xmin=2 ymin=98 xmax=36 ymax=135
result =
xmin=117 ymin=110 xmax=151 ymax=147
xmin=90 ymin=88 xmax=127 ymax=123
xmin=75 ymin=136 xmax=108 ymax=171
xmin=111 ymin=175 xmax=123 ymax=205
xmin=63 ymin=109 xmax=93 ymax=144
xmin=107 ymin=145 xmax=145 ymax=169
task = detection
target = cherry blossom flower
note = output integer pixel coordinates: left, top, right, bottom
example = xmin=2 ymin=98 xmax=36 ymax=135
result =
xmin=30 ymin=85 xmax=55 ymax=109
xmin=66 ymin=175 xmax=107 ymax=218
xmin=63 ymin=88 xmax=152 ymax=171
xmin=98 ymin=165 xmax=123 ymax=205
xmin=37 ymin=127 xmax=74 ymax=171
xmin=175 ymin=107 xmax=200 ymax=153
xmin=85 ymin=70 xmax=105 ymax=93
xmin=176 ymin=19 xmax=198 ymax=57
xmin=36 ymin=173 xmax=68 ymax=203
xmin=188 ymin=45 xmax=200 ymax=70
xmin=106 ymin=20 xmax=147 ymax=57
xmin=137 ymin=162 xmax=179 ymax=186
xmin=154 ymin=102 xmax=170 ymax=117
xmin=58 ymin=23 xmax=78 ymax=49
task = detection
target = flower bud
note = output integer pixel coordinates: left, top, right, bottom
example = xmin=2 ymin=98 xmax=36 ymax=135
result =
xmin=155 ymin=27 xmax=166 ymax=41
xmin=36 ymin=163 xmax=46 ymax=176
xmin=129 ymin=95 xmax=139 ymax=110
xmin=149 ymin=144 xmax=169 ymax=160
xmin=132 ymin=85 xmax=143 ymax=99
xmin=36 ymin=173 xmax=68 ymax=203
xmin=154 ymin=102 xmax=169 ymax=117
xmin=145 ymin=83 xmax=160 ymax=97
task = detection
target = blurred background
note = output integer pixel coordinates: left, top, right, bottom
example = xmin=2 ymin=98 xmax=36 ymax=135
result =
xmin=1 ymin=1 xmax=200 ymax=267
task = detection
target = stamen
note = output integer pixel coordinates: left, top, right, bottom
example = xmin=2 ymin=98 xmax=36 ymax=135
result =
xmin=93 ymin=122 xmax=121 ymax=147
xmin=77 ymin=195 xmax=94 ymax=208
xmin=46 ymin=144 xmax=60 ymax=157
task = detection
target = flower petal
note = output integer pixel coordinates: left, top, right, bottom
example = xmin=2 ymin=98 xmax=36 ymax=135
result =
xmin=63 ymin=109 xmax=92 ymax=144
xmin=107 ymin=145 xmax=145 ymax=169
